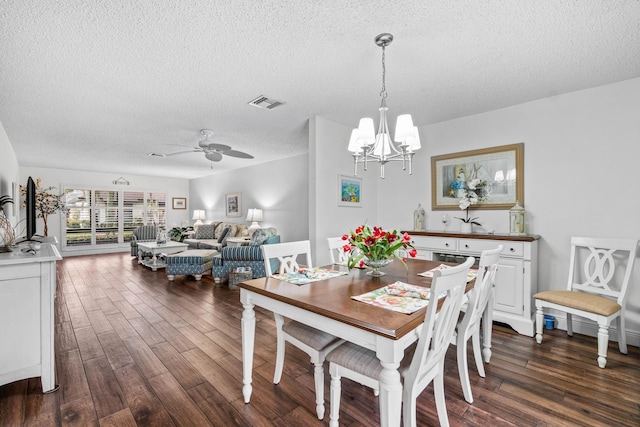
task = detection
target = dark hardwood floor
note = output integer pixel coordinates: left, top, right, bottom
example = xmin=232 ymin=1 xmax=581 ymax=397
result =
xmin=1 ymin=253 xmax=638 ymax=426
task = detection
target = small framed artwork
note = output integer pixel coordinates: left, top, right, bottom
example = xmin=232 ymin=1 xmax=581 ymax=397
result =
xmin=338 ymin=174 xmax=362 ymax=208
xmin=226 ymin=192 xmax=241 ymax=217
xmin=431 ymin=143 xmax=524 ymax=210
xmin=172 ymin=197 xmax=186 ymax=210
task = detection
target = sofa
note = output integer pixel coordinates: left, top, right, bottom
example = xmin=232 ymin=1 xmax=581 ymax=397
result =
xmin=130 ymin=225 xmax=158 ymax=257
xmin=212 ymin=227 xmax=280 ymax=283
xmin=183 ymin=222 xmax=249 ymax=250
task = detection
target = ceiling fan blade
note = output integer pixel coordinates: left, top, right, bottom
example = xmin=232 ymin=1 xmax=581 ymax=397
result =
xmin=222 ymin=150 xmax=254 ymax=159
xmin=205 ymin=143 xmax=232 ymax=151
xmin=205 ymin=152 xmax=223 ymax=162
xmin=164 ymin=150 xmax=200 ymax=156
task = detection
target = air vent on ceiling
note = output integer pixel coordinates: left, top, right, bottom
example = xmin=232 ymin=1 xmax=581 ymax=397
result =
xmin=248 ymin=95 xmax=284 ymax=110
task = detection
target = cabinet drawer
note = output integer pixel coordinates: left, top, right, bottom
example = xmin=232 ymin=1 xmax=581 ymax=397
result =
xmin=411 ymin=236 xmax=457 ymax=251
xmin=459 ymin=239 xmax=523 ymax=257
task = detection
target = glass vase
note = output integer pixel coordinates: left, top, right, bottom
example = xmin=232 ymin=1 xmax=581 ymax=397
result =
xmin=364 ymin=258 xmax=392 ymax=277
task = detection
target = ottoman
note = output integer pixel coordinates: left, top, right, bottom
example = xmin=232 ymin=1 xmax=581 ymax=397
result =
xmin=166 ymin=249 xmax=217 ymax=281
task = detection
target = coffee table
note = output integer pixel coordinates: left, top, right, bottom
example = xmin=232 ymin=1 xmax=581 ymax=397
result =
xmin=137 ymin=241 xmax=189 ymax=271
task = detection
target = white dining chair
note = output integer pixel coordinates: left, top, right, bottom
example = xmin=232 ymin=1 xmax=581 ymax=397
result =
xmin=327 ymin=236 xmax=349 ymax=264
xmin=261 ymin=240 xmax=343 ymax=419
xmin=534 ymin=237 xmax=638 ymax=368
xmin=454 ymin=245 xmax=501 ymax=403
xmin=326 ymin=257 xmax=475 ymax=427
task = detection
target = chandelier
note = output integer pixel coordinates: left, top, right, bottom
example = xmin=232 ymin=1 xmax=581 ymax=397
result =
xmin=347 ymin=33 xmax=421 ymax=179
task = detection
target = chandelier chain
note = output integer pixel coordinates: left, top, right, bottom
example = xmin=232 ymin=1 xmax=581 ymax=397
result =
xmin=380 ymin=45 xmax=387 ymax=99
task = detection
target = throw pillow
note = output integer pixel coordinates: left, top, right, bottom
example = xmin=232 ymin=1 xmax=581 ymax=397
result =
xmin=217 ymin=226 xmax=231 ymax=246
xmin=195 ymin=224 xmax=215 ymax=240
xmin=249 ymin=227 xmax=277 ymax=246
xmin=221 ymin=225 xmax=238 ymax=247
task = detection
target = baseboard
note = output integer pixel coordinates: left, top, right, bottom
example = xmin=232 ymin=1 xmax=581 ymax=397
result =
xmin=548 ymin=314 xmax=640 ymax=348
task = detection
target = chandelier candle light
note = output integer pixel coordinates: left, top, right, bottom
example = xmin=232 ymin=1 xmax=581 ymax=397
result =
xmin=348 ymin=33 xmax=421 ymax=179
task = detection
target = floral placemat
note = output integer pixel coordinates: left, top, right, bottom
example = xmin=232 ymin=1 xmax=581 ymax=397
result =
xmin=273 ymin=267 xmax=348 ymax=285
xmin=352 ymin=281 xmax=445 ymax=314
xmin=418 ymin=264 xmax=477 ymax=282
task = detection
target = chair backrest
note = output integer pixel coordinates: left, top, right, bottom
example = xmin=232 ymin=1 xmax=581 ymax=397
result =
xmin=406 ymin=257 xmax=475 ymax=379
xmin=262 ymin=240 xmax=313 ymax=276
xmin=134 ymin=225 xmax=157 ymax=240
xmin=567 ymin=237 xmax=638 ymax=306
xmin=327 ymin=237 xmax=349 ymax=264
xmin=458 ymin=245 xmax=502 ymax=332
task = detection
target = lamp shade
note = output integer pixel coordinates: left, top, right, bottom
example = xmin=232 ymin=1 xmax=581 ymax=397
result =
xmin=357 ymin=118 xmax=376 ymax=145
xmin=347 ymin=129 xmax=364 ymax=153
xmin=246 ymin=208 xmax=263 ymax=222
xmin=394 ymin=114 xmax=415 ymax=142
xmin=192 ymin=210 xmax=206 ymax=221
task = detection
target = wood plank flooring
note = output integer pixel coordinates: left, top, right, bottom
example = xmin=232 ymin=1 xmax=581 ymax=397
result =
xmin=1 ymin=252 xmax=639 ymax=426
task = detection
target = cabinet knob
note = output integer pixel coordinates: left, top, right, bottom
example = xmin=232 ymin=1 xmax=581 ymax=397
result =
xmin=465 ymin=244 xmax=469 ymax=248
xmin=509 ymin=247 xmax=515 ymax=252
xmin=445 ymin=243 xmax=449 ymax=247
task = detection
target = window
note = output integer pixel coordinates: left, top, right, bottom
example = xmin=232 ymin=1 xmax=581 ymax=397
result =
xmin=63 ymin=187 xmax=166 ymax=250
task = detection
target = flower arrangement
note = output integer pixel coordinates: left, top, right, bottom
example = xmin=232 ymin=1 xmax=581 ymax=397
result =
xmin=342 ymin=224 xmax=417 ymax=270
xmin=20 ymin=178 xmax=68 ymax=236
xmin=456 ymin=178 xmax=488 ymax=225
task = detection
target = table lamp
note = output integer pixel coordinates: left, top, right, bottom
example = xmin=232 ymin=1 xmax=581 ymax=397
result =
xmin=246 ymin=208 xmax=263 ymax=236
xmin=192 ymin=210 xmax=206 ymax=231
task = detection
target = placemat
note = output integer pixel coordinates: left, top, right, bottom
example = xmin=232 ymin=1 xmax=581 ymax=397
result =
xmin=273 ymin=267 xmax=348 ymax=285
xmin=418 ymin=264 xmax=477 ymax=282
xmin=352 ymin=281 xmax=445 ymax=314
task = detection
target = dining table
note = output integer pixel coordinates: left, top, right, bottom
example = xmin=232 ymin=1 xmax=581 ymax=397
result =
xmin=239 ymin=258 xmax=492 ymax=427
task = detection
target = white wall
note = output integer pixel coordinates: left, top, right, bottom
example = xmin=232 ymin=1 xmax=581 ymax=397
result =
xmin=0 ymin=121 xmax=19 ymax=227
xmin=19 ymin=166 xmax=190 ymax=255
xmin=374 ymin=77 xmax=640 ymax=345
xmin=309 ymin=116 xmax=382 ymax=266
xmin=189 ymin=154 xmax=310 ymax=244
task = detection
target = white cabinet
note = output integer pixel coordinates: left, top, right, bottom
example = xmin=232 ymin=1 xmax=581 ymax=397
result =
xmin=409 ymin=232 xmax=539 ymax=336
xmin=0 ymin=244 xmax=61 ymax=392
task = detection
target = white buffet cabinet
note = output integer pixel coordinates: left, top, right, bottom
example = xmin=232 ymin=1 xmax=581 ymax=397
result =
xmin=408 ymin=231 xmax=539 ymax=336
xmin=0 ymin=243 xmax=61 ymax=392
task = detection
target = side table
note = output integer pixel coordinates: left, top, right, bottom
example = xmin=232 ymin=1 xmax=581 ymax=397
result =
xmin=227 ymin=237 xmax=251 ymax=247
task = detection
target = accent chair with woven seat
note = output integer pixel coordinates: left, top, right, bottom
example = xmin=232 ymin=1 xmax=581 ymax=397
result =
xmin=534 ymin=236 xmax=638 ymax=368
xmin=454 ymin=245 xmax=501 ymax=404
xmin=326 ymin=257 xmax=475 ymax=427
xmin=262 ymin=240 xmax=343 ymax=420
xmin=130 ymin=225 xmax=158 ymax=257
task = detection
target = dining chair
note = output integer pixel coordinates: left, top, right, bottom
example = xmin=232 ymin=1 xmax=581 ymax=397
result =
xmin=455 ymin=245 xmax=502 ymax=403
xmin=326 ymin=257 xmax=475 ymax=427
xmin=534 ymin=237 xmax=638 ymax=368
xmin=327 ymin=236 xmax=349 ymax=264
xmin=261 ymin=240 xmax=343 ymax=419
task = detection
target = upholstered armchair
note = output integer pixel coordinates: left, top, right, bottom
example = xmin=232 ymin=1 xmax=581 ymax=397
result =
xmin=130 ymin=225 xmax=158 ymax=257
xmin=212 ymin=227 xmax=279 ymax=283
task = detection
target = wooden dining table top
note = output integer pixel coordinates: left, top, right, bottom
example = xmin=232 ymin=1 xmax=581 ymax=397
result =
xmin=239 ymin=258 xmax=475 ymax=341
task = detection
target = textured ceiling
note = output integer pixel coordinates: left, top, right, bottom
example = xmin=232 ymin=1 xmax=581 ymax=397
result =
xmin=1 ymin=1 xmax=640 ymax=179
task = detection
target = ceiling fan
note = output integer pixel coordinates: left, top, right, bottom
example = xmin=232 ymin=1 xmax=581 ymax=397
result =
xmin=149 ymin=129 xmax=254 ymax=163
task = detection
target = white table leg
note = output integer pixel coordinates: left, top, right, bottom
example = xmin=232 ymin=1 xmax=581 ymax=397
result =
xmin=482 ymin=289 xmax=495 ymax=363
xmin=378 ymin=361 xmax=402 ymax=427
xmin=150 ymin=250 xmax=159 ymax=271
xmin=241 ymin=294 xmax=256 ymax=403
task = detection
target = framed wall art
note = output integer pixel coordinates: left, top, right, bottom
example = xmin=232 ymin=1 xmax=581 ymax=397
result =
xmin=431 ymin=143 xmax=524 ymax=210
xmin=172 ymin=197 xmax=186 ymax=210
xmin=225 ymin=192 xmax=241 ymax=217
xmin=338 ymin=174 xmax=362 ymax=207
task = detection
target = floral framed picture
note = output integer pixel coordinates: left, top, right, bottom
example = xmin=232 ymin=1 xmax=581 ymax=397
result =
xmin=338 ymin=174 xmax=362 ymax=208
xmin=172 ymin=197 xmax=186 ymax=210
xmin=225 ymin=192 xmax=241 ymax=217
xmin=431 ymin=143 xmax=524 ymax=210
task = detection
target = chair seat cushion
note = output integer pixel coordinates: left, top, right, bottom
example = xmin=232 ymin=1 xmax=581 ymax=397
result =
xmin=327 ymin=341 xmax=418 ymax=380
xmin=283 ymin=320 xmax=340 ymax=351
xmin=534 ymin=290 xmax=621 ymax=316
xmin=166 ymin=250 xmax=217 ymax=264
